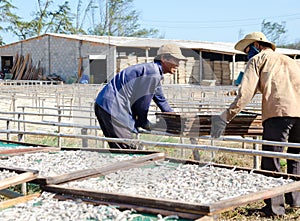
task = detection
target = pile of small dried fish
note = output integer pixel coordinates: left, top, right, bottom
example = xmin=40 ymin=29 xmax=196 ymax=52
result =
xmin=64 ymin=162 xmax=294 ymax=204
xmin=0 ymin=150 xmax=135 ymax=177
xmin=0 ymin=170 xmax=18 ymax=180
xmin=0 ymin=192 xmax=178 ymax=220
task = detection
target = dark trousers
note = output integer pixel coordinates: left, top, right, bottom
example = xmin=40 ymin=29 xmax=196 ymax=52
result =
xmin=261 ymin=117 xmax=300 ymax=215
xmin=94 ymin=103 xmax=134 ymax=149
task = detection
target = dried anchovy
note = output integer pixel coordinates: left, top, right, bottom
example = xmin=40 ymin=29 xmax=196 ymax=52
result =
xmin=65 ymin=162 xmax=294 ymax=204
xmin=0 ymin=170 xmax=18 ymax=181
xmin=0 ymin=192 xmax=177 ymax=221
xmin=0 ymin=150 xmax=135 ymax=177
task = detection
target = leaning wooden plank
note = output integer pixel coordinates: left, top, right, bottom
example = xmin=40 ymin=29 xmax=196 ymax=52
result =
xmin=0 ymin=193 xmax=40 ymax=210
xmin=11 ymin=52 xmax=19 ymax=79
xmin=27 ymin=63 xmax=37 ymax=80
xmin=30 ymin=66 xmax=37 ymax=80
xmin=77 ymin=57 xmax=83 ymax=82
xmin=0 ymin=172 xmax=38 ymax=190
xmin=24 ymin=65 xmax=33 ymax=80
xmin=37 ymin=67 xmax=43 ymax=80
xmin=14 ymin=55 xmax=24 ymax=80
xmin=43 ymin=152 xmax=165 ymax=185
xmin=22 ymin=57 xmax=32 ymax=80
xmin=17 ymin=54 xmax=29 ymax=80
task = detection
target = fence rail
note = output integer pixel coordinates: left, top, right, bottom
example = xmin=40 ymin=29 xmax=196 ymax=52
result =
xmin=0 ymin=84 xmax=297 ymax=170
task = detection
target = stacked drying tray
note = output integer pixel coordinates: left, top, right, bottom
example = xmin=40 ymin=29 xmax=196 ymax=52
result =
xmin=154 ymin=111 xmax=263 ymax=137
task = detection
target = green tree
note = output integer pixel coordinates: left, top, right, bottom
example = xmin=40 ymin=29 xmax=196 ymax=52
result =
xmin=1 ymin=0 xmax=160 ymax=44
xmin=72 ymin=0 xmax=94 ymax=34
xmin=261 ymin=19 xmax=287 ymax=45
xmin=280 ymin=41 xmax=300 ymax=50
xmin=87 ymin=0 xmax=159 ymax=37
xmin=44 ymin=1 xmax=75 ymax=34
xmin=6 ymin=0 xmax=78 ymax=41
xmin=0 ymin=0 xmax=18 ymax=45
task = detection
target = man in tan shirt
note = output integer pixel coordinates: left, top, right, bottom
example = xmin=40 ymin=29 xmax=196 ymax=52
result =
xmin=211 ymin=32 xmax=300 ymax=217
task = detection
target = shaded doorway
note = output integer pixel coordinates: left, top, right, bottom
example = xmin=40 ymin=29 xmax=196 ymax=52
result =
xmin=89 ymin=55 xmax=107 ymax=84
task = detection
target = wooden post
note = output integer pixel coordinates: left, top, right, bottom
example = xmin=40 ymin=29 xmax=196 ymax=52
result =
xmin=180 ymin=136 xmax=184 ymax=158
xmin=41 ymin=98 xmax=45 ymax=121
xmin=190 ymin=137 xmax=200 ymax=161
xmin=6 ymin=120 xmax=10 ymax=141
xmin=210 ymin=139 xmax=216 ymax=159
xmin=81 ymin=128 xmax=88 ymax=147
xmin=21 ymin=183 xmax=27 ymax=195
xmin=11 ymin=94 xmax=16 ymax=118
xmin=242 ymin=135 xmax=246 ymax=149
xmin=57 ymin=108 xmax=61 ymax=147
xmin=17 ymin=113 xmax=23 ymax=142
xmin=232 ymin=54 xmax=236 ymax=86
xmin=90 ymin=102 xmax=93 ymax=129
xmin=22 ymin=107 xmax=26 ymax=141
xmin=199 ymin=50 xmax=203 ymax=85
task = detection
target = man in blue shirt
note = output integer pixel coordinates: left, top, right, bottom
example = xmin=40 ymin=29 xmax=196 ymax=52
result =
xmin=94 ymin=44 xmax=186 ymax=149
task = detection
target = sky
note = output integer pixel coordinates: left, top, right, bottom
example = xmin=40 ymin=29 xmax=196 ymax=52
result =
xmin=3 ymin=0 xmax=300 ymax=45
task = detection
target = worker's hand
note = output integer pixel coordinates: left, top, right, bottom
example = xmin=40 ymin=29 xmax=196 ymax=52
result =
xmin=211 ymin=115 xmax=227 ymax=138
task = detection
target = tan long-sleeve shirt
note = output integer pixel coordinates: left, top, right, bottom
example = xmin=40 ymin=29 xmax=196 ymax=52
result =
xmin=222 ymin=48 xmax=300 ymax=123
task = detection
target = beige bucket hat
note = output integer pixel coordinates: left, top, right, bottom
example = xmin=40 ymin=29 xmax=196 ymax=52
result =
xmin=156 ymin=44 xmax=186 ymax=60
xmin=234 ymin=31 xmax=276 ymax=52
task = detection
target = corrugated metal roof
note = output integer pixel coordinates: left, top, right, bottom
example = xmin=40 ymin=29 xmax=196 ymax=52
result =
xmin=275 ymin=47 xmax=300 ymax=56
xmin=47 ymin=33 xmax=242 ymax=55
xmin=6 ymin=33 xmax=300 ymax=56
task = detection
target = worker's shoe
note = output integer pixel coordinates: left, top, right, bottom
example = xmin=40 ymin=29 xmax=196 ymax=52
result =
xmin=263 ymin=206 xmax=286 ymax=218
xmin=286 ymin=204 xmax=300 ymax=214
xmin=248 ymin=206 xmax=285 ymax=218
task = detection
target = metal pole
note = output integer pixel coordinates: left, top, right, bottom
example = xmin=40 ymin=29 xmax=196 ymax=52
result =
xmin=232 ymin=54 xmax=236 ymax=86
xmin=253 ymin=136 xmax=259 ymax=169
xmin=199 ymin=50 xmax=203 ymax=85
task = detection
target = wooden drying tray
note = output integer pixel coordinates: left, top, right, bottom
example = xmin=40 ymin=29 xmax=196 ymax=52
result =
xmin=0 ymin=167 xmax=39 ymax=209
xmin=42 ymin=158 xmax=300 ymax=220
xmin=32 ymin=149 xmax=165 ymax=185
xmin=0 ymin=147 xmax=60 ymax=158
xmin=0 ymin=139 xmax=50 ymax=147
xmin=61 ymin=147 xmax=161 ymax=155
xmin=154 ymin=112 xmax=262 ymax=136
xmin=0 ymin=139 xmax=59 ymax=158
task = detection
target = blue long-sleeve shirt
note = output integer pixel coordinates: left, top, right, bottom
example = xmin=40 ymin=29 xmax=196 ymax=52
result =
xmin=95 ymin=61 xmax=173 ymax=132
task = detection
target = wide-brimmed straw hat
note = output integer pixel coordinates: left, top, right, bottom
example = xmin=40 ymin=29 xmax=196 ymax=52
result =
xmin=234 ymin=32 xmax=276 ymax=52
xmin=156 ymin=44 xmax=186 ymax=60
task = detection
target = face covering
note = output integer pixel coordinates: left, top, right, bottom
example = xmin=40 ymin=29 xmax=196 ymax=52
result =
xmin=247 ymin=45 xmax=260 ymax=60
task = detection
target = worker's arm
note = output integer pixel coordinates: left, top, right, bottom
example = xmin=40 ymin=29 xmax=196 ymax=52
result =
xmin=153 ymin=85 xmax=173 ymax=112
